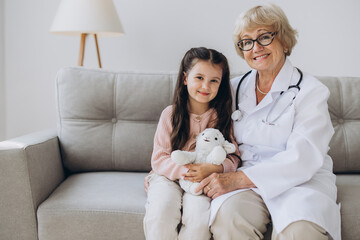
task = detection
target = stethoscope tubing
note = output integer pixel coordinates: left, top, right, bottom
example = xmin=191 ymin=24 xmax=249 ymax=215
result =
xmin=235 ymin=68 xmax=303 ymax=110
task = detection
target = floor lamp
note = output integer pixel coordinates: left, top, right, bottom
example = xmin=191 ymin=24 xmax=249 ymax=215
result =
xmin=50 ymin=0 xmax=124 ymax=68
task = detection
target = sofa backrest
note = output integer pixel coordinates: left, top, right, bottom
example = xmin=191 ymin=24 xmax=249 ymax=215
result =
xmin=318 ymin=76 xmax=360 ymax=173
xmin=56 ymin=67 xmax=360 ymax=174
xmin=56 ymin=67 xmax=177 ymax=173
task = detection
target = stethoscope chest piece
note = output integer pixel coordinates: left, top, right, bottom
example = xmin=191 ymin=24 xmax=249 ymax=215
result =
xmin=233 ymin=67 xmax=303 ymax=124
xmin=231 ymin=109 xmax=243 ymax=121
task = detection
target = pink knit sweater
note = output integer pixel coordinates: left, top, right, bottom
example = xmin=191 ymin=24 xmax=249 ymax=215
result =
xmin=151 ymin=105 xmax=241 ymax=180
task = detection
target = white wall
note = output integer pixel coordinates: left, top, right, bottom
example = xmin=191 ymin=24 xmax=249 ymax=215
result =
xmin=3 ymin=0 xmax=360 ymax=139
xmin=0 ymin=0 xmax=5 ymax=141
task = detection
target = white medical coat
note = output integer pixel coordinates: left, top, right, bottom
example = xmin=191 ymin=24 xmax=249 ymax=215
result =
xmin=210 ymin=59 xmax=341 ymax=240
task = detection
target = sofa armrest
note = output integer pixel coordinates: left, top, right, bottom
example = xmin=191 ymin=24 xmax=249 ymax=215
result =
xmin=0 ymin=130 xmax=65 ymax=240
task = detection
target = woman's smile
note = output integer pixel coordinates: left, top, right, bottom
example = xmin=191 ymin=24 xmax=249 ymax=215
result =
xmin=241 ymin=27 xmax=286 ymax=75
xmin=254 ymin=53 xmax=270 ymax=61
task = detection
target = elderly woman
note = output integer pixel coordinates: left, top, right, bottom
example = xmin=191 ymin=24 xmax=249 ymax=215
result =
xmin=194 ymin=4 xmax=341 ymax=240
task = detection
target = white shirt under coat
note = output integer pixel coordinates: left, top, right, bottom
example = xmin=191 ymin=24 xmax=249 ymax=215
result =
xmin=210 ymin=59 xmax=341 ymax=240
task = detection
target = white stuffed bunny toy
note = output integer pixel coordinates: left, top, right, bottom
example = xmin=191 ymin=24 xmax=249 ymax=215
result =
xmin=171 ymin=128 xmax=236 ymax=195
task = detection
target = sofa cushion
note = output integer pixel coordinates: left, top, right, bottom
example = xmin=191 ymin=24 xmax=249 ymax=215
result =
xmin=318 ymin=77 xmax=360 ymax=173
xmin=37 ymin=172 xmax=148 ymax=240
xmin=37 ymin=172 xmax=357 ymax=240
xmin=335 ymin=174 xmax=360 ymax=240
xmin=56 ymin=68 xmax=177 ymax=173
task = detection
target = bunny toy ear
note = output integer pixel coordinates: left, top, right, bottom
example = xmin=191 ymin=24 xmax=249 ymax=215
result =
xmin=222 ymin=141 xmax=236 ymax=154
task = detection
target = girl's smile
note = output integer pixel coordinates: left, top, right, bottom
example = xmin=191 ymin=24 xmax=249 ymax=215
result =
xmin=184 ymin=60 xmax=222 ymax=115
xmin=198 ymin=91 xmax=210 ymax=96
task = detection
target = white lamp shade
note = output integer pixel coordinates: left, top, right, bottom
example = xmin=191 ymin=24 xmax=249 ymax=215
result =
xmin=50 ymin=0 xmax=124 ymax=36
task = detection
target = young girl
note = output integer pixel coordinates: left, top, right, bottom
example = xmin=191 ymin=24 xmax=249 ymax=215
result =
xmin=143 ymin=47 xmax=240 ymax=240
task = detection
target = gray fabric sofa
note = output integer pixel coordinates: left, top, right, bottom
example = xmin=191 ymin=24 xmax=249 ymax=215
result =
xmin=0 ymin=67 xmax=359 ymax=240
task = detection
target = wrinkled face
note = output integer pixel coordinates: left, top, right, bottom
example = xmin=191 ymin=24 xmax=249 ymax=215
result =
xmin=184 ymin=60 xmax=222 ymax=111
xmin=196 ymin=128 xmax=225 ymax=150
xmin=241 ymin=27 xmax=286 ymax=74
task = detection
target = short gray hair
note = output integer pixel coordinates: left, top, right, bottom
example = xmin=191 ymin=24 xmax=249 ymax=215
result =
xmin=233 ymin=4 xmax=298 ymax=58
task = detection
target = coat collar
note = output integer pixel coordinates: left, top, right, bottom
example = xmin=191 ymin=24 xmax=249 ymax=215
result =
xmin=268 ymin=58 xmax=295 ymax=94
xmin=237 ymin=58 xmax=296 ymax=114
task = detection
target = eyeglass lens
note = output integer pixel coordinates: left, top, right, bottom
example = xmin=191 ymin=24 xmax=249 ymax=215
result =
xmin=238 ymin=32 xmax=276 ymax=51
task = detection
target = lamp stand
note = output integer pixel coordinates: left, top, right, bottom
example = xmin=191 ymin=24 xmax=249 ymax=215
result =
xmin=78 ymin=33 xmax=86 ymax=66
xmin=78 ymin=33 xmax=102 ymax=68
xmin=94 ymin=34 xmax=102 ymax=68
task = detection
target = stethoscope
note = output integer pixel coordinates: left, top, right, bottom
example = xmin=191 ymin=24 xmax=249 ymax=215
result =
xmin=231 ymin=68 xmax=303 ymax=125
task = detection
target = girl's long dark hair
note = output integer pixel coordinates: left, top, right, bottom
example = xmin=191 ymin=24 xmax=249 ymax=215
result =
xmin=171 ymin=47 xmax=233 ymax=151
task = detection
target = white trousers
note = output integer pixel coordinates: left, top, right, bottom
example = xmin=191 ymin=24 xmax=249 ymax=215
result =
xmin=143 ymin=174 xmax=211 ymax=240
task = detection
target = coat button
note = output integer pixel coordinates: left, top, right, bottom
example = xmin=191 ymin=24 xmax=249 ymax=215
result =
xmin=111 ymin=118 xmax=117 ymax=123
xmin=195 ymin=116 xmax=201 ymax=121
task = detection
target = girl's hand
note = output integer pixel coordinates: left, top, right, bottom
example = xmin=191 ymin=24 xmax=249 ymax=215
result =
xmin=183 ymin=163 xmax=223 ymax=182
xmin=144 ymin=170 xmax=153 ymax=193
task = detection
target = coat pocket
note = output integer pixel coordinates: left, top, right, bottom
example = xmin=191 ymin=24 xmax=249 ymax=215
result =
xmin=253 ymin=105 xmax=295 ymax=148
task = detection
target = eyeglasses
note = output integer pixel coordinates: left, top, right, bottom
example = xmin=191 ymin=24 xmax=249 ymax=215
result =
xmin=237 ymin=32 xmax=277 ymax=51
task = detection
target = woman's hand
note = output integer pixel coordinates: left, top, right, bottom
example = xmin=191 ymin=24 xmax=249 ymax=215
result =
xmin=183 ymin=163 xmax=223 ymax=182
xmin=195 ymin=171 xmax=256 ymax=199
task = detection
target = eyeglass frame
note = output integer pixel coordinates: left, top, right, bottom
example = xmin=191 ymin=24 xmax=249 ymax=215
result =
xmin=237 ymin=32 xmax=278 ymax=51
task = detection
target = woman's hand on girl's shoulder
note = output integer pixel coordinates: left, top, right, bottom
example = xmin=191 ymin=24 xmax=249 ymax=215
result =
xmin=183 ymin=163 xmax=223 ymax=183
